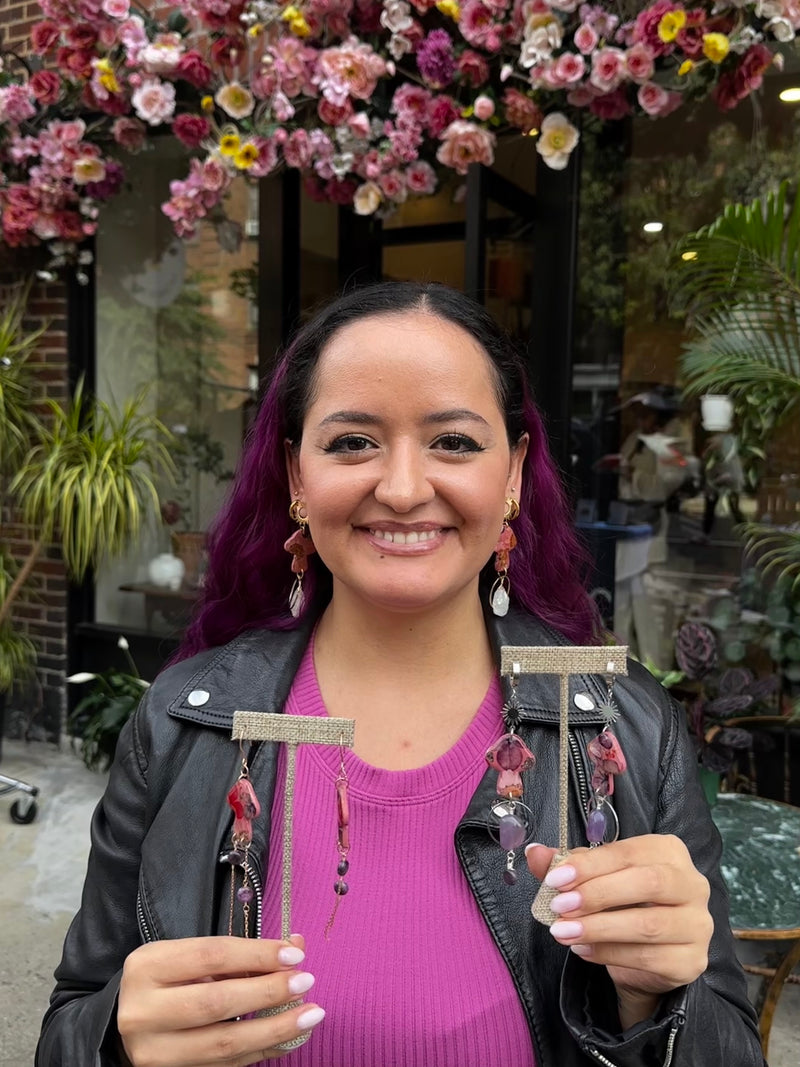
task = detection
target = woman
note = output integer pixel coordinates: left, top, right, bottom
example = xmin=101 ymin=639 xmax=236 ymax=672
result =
xmin=38 ymin=283 xmax=763 ymax=1067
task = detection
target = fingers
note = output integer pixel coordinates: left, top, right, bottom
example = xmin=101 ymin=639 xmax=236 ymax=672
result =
xmin=122 ymin=999 xmax=326 ymax=1067
xmin=548 ymin=903 xmax=712 ymax=951
xmin=121 ymin=967 xmax=316 ymax=1032
xmin=124 ymin=936 xmax=305 ymax=986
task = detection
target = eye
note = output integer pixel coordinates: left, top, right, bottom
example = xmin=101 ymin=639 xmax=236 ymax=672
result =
xmin=323 ymin=434 xmax=375 ymax=454
xmin=433 ymin=433 xmax=485 ymax=454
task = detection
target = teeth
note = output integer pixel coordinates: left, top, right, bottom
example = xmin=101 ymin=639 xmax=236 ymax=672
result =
xmin=370 ymin=529 xmax=438 ymax=544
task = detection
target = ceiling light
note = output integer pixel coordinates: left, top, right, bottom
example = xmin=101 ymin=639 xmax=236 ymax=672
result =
xmin=779 ymin=87 xmax=800 ymax=103
xmin=642 ymin=221 xmax=663 ymax=234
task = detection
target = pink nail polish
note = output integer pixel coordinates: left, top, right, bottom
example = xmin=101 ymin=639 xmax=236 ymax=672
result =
xmin=524 ymin=842 xmax=544 ymax=856
xmin=297 ymin=1006 xmax=326 ymax=1030
xmin=550 ymin=891 xmax=582 ymax=914
xmin=288 ymin=972 xmax=315 ymax=996
xmin=570 ymin=944 xmax=593 ymax=958
xmin=278 ymin=946 xmax=305 ymax=966
xmin=550 ymin=920 xmax=584 ymax=940
xmin=544 ymin=864 xmax=576 ymax=889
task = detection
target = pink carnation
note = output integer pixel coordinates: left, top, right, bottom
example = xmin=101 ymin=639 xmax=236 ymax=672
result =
xmin=0 ymin=85 xmax=36 ymax=125
xmin=131 ymin=77 xmax=176 ymax=126
xmin=248 ymin=138 xmax=279 ymax=178
xmin=405 ymin=159 xmax=437 ymax=194
xmin=392 ymin=83 xmax=433 ymax=125
xmin=436 ymin=120 xmax=495 ymax=174
xmin=427 ymin=95 xmax=461 ymax=138
xmin=283 ymin=129 xmax=313 ymax=169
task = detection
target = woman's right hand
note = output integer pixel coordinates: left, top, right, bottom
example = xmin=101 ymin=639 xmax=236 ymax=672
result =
xmin=118 ymin=935 xmax=324 ymax=1066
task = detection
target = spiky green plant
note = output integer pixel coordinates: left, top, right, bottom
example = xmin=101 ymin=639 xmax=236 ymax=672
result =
xmin=0 ymin=282 xmax=44 ymax=473
xmin=0 ymin=286 xmax=174 ymax=688
xmin=669 ymin=182 xmax=800 ymax=586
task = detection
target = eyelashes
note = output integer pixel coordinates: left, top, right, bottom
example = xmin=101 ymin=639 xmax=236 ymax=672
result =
xmin=322 ymin=433 xmax=486 ymax=456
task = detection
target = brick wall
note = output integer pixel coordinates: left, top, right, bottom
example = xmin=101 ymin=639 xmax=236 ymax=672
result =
xmin=1 ymin=6 xmax=71 ymax=741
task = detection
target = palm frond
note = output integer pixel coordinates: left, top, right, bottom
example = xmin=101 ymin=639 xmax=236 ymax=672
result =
xmin=740 ymin=523 xmax=800 ymax=590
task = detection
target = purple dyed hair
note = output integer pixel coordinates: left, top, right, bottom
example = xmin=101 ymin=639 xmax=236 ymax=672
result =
xmin=176 ymin=282 xmax=598 ymax=660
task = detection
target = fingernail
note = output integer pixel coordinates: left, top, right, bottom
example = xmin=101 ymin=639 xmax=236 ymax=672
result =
xmin=288 ymin=972 xmax=315 ymax=995
xmin=570 ymin=944 xmax=593 ymax=957
xmin=544 ymin=864 xmax=576 ymax=889
xmin=524 ymin=842 xmax=544 ymax=856
xmin=278 ymin=946 xmax=305 ymax=966
xmin=550 ymin=891 xmax=582 ymax=915
xmin=550 ymin=920 xmax=584 ymax=940
xmin=297 ymin=1006 xmax=326 ymax=1030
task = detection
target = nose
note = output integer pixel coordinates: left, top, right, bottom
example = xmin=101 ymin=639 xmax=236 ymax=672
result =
xmin=372 ymin=441 xmax=436 ymax=513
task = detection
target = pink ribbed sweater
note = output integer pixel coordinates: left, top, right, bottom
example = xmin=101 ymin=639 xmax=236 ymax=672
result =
xmin=258 ymin=645 xmax=535 ymax=1067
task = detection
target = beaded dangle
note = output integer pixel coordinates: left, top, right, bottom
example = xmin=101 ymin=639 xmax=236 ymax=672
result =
xmin=324 ymin=739 xmax=351 ymax=939
xmin=585 ymin=666 xmax=627 ymax=847
xmin=489 ymin=497 xmax=520 ymax=617
xmin=485 ymin=662 xmax=536 ymax=885
xmin=222 ymin=744 xmax=261 ymax=936
xmin=284 ymin=499 xmax=316 ymax=618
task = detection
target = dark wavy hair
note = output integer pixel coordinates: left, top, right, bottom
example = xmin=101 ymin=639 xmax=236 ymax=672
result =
xmin=176 ymin=281 xmax=598 ymax=659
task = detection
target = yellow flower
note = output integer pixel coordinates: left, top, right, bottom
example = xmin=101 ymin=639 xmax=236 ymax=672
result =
xmin=94 ymin=58 xmax=120 ymax=94
xmin=678 ymin=59 xmax=694 ymax=76
xmin=201 ymin=95 xmax=214 ymax=112
xmin=247 ymin=23 xmax=264 ymax=38
xmin=658 ymin=9 xmax=687 ymax=43
xmin=436 ymin=0 xmax=460 ymax=20
xmin=461 ymin=105 xmax=474 ymax=118
xmin=702 ymin=32 xmax=730 ymax=64
xmin=288 ymin=14 xmax=310 ymax=36
xmin=234 ymin=143 xmax=259 ymax=169
xmin=219 ymin=133 xmax=241 ymax=157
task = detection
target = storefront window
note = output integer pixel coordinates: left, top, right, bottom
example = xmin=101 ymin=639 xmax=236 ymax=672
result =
xmin=94 ymin=139 xmax=258 ymax=636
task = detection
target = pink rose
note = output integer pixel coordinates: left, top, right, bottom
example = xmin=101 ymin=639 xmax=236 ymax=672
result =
xmin=590 ymin=47 xmax=627 ymax=93
xmin=405 ymin=160 xmax=437 ymax=194
xmin=637 ymin=81 xmax=670 ymax=116
xmin=176 ymin=50 xmax=212 ymax=89
xmin=30 ymin=20 xmax=61 ymax=54
xmin=318 ymin=97 xmax=353 ymax=126
xmin=574 ymin=23 xmax=599 ymax=54
xmin=249 ymin=138 xmax=279 ymax=179
xmin=436 ymin=120 xmax=495 ymax=174
xmin=132 ymin=77 xmax=176 ymax=126
xmin=348 ymin=111 xmax=371 ymax=139
xmin=172 ymin=114 xmax=211 ymax=148
xmin=102 ymin=0 xmax=130 ymax=16
xmin=111 ymin=115 xmax=146 ymax=152
xmin=30 ymin=70 xmax=62 ymax=106
xmin=283 ymin=129 xmax=313 ymax=169
xmin=554 ymin=53 xmax=586 ymax=84
xmin=379 ymin=169 xmax=407 ymax=201
xmin=633 ymin=0 xmax=677 ymax=56
xmin=457 ymin=50 xmax=490 ymax=87
xmin=427 ymin=95 xmax=461 ymax=138
xmin=625 ymin=43 xmax=655 ymax=83
xmin=201 ymin=157 xmax=228 ymax=192
xmin=473 ymin=94 xmax=496 ymax=120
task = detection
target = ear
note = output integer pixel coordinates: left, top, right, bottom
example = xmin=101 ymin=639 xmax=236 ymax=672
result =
xmin=508 ymin=432 xmax=529 ymax=495
xmin=285 ymin=438 xmax=302 ymax=499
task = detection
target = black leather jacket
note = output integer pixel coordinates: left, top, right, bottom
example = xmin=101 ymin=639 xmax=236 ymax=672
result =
xmin=37 ymin=607 xmax=765 ymax=1067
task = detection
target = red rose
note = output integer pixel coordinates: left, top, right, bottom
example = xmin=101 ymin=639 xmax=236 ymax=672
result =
xmin=325 ymin=178 xmax=358 ymax=205
xmin=30 ymin=70 xmax=62 ymax=106
xmin=30 ymin=20 xmax=60 ymax=54
xmin=589 ymin=88 xmax=633 ymax=121
xmin=457 ymin=50 xmax=490 ymax=87
xmin=317 ymin=97 xmax=353 ymax=126
xmin=713 ymin=70 xmax=741 ymax=112
xmin=55 ymin=211 xmax=85 ymax=242
xmin=738 ymin=43 xmax=773 ymax=89
xmin=176 ymin=50 xmax=213 ymax=89
xmin=57 ymin=47 xmax=94 ymax=80
xmin=67 ymin=24 xmax=98 ymax=51
xmin=427 ymin=95 xmax=461 ymax=138
xmin=172 ymin=113 xmax=211 ymax=148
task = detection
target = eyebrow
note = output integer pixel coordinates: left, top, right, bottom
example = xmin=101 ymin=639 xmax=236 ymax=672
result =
xmin=318 ymin=409 xmax=492 ymax=428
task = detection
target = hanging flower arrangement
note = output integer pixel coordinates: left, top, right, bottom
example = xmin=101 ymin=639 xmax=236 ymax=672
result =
xmin=0 ymin=0 xmax=793 ymax=272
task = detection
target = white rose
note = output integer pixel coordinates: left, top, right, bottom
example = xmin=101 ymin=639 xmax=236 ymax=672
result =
xmin=353 ymin=181 xmax=382 ymax=215
xmin=380 ymin=0 xmax=413 ymax=34
xmin=535 ymin=112 xmax=580 ymax=171
xmin=766 ymin=16 xmax=795 ymax=41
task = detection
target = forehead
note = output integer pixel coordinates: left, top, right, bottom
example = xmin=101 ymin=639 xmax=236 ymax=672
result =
xmin=309 ymin=310 xmax=500 ymax=407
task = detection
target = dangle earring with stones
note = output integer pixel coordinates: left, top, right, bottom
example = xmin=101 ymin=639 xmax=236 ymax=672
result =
xmin=324 ymin=736 xmax=351 ymax=939
xmin=284 ymin=499 xmax=316 ymax=618
xmin=585 ymin=662 xmax=627 ymax=847
xmin=490 ymin=495 xmax=520 ymax=617
xmin=485 ymin=662 xmax=536 ymax=885
xmin=222 ymin=743 xmax=261 ymax=936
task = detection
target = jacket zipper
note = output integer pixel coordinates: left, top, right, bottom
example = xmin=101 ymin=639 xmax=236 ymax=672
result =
xmin=242 ymin=851 xmax=264 ymax=937
xmin=568 ymin=728 xmax=591 ymax=813
xmin=136 ymin=890 xmax=154 ymax=943
xmin=584 ymin=1013 xmax=684 ymax=1067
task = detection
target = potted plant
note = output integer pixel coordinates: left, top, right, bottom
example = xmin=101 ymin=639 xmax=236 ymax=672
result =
xmin=0 ymin=284 xmax=173 ymax=716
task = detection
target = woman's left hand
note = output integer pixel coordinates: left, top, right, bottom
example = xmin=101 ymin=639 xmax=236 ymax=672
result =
xmin=526 ymin=836 xmax=713 ymax=1028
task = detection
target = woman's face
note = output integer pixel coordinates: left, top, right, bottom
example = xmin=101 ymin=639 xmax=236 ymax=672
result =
xmin=286 ymin=310 xmax=527 ymax=616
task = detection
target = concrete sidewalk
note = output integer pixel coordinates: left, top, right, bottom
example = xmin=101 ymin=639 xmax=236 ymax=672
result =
xmin=1 ymin=738 xmax=798 ymax=1066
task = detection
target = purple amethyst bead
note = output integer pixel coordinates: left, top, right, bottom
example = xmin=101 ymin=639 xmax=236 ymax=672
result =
xmin=587 ymin=807 xmax=607 ymax=844
xmin=334 ymin=880 xmax=349 ymax=896
xmin=237 ymin=885 xmax=254 ymax=904
xmin=220 ymin=849 xmax=245 ymax=866
xmin=503 ymin=867 xmax=518 ymax=886
xmin=337 ymin=858 xmax=350 ymax=876
xmin=498 ymin=812 xmax=527 ymax=850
